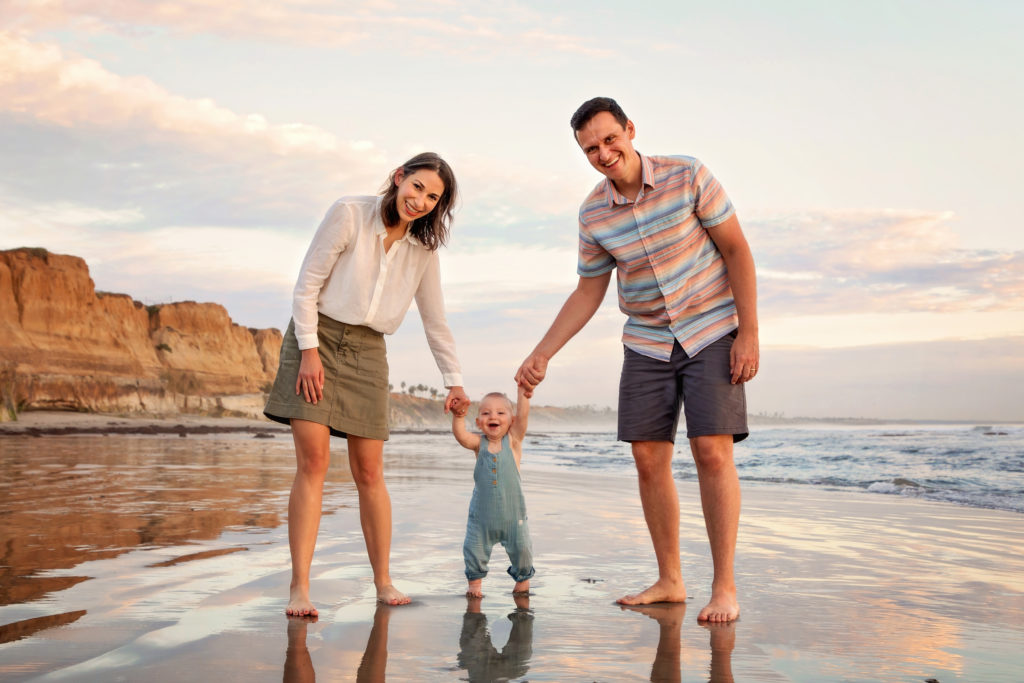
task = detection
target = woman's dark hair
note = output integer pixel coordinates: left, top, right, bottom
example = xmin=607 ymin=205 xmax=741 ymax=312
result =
xmin=569 ymin=97 xmax=629 ymax=137
xmin=379 ymin=152 xmax=457 ymax=251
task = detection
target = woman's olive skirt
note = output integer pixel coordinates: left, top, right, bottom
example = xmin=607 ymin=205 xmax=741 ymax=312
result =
xmin=264 ymin=314 xmax=390 ymax=440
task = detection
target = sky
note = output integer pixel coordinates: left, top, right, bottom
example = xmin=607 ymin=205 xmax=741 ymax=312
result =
xmin=1 ymin=0 xmax=1022 ymax=421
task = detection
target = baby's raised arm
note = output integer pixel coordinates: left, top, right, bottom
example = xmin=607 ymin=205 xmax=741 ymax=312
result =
xmin=510 ymin=384 xmax=530 ymax=444
xmin=452 ymin=409 xmax=481 ymax=453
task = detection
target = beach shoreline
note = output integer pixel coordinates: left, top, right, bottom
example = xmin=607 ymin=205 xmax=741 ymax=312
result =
xmin=1 ymin=419 xmax=1023 ymax=681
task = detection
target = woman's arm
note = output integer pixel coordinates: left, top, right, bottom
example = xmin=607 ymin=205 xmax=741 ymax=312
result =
xmin=414 ymin=251 xmax=464 ymax=390
xmin=292 ymin=200 xmax=354 ymax=350
xmin=296 ymin=348 xmax=324 ymax=403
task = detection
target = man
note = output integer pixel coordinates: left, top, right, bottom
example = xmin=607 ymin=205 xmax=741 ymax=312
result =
xmin=515 ymin=97 xmax=758 ymax=622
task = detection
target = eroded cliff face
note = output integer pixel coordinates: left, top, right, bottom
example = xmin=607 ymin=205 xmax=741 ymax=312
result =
xmin=0 ymin=248 xmax=282 ymax=416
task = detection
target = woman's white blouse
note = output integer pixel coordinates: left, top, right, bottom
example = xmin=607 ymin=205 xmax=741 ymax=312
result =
xmin=292 ymin=195 xmax=463 ymax=388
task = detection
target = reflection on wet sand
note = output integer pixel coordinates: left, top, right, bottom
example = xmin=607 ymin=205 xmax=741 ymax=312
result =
xmin=283 ymin=616 xmax=318 ymax=683
xmin=621 ymin=603 xmax=735 ymax=683
xmin=457 ymin=594 xmax=534 ymax=682
xmin=283 ymin=603 xmax=394 ymax=683
xmin=355 ymin=603 xmax=392 ymax=682
xmin=0 ymin=435 xmax=355 ymax=605
xmin=0 ymin=609 xmax=86 ymax=645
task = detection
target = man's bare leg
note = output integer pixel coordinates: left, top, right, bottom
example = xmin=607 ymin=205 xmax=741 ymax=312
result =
xmin=348 ymin=435 xmax=410 ymax=605
xmin=618 ymin=440 xmax=687 ymax=605
xmin=286 ymin=419 xmax=331 ymax=617
xmin=691 ymin=434 xmax=740 ymax=622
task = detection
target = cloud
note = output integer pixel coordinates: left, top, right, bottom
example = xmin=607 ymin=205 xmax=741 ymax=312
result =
xmin=0 ymin=30 xmax=594 ymax=233
xmin=0 ymin=31 xmax=373 ymax=158
xmin=2 ymin=1 xmax=615 ymax=58
xmin=748 ymin=209 xmax=1024 ymax=315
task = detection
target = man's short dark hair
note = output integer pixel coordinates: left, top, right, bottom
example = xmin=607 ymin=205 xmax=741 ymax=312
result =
xmin=570 ymin=97 xmax=629 ymax=135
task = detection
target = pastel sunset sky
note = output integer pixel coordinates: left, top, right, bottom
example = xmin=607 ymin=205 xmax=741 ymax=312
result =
xmin=1 ymin=1 xmax=1021 ymax=420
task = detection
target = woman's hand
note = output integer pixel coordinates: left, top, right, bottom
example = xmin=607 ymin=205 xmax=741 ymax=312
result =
xmin=296 ymin=348 xmax=325 ymax=404
xmin=444 ymin=385 xmax=469 ymax=415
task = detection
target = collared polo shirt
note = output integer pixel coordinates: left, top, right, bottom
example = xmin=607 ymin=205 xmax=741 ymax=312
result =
xmin=577 ymin=153 xmax=738 ymax=361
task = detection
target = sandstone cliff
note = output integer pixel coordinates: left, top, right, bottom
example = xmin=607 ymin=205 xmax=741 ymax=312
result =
xmin=0 ymin=248 xmax=282 ymax=417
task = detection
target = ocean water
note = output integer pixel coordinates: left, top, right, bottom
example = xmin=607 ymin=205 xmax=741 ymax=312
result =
xmin=507 ymin=422 xmax=1024 ymax=515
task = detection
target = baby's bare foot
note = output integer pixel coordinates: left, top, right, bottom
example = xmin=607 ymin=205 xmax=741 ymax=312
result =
xmin=376 ymin=583 xmax=411 ymax=606
xmin=616 ymin=578 xmax=686 ymax=605
xmin=512 ymin=579 xmax=530 ymax=595
xmin=466 ymin=578 xmax=483 ymax=598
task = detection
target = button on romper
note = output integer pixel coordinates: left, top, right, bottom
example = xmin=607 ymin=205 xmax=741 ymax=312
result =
xmin=462 ymin=434 xmax=535 ymax=582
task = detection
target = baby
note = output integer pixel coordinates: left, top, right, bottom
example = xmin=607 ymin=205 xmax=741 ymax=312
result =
xmin=452 ymin=386 xmax=535 ymax=597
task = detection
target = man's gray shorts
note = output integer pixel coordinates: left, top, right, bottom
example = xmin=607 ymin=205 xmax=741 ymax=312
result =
xmin=618 ymin=331 xmax=748 ymax=444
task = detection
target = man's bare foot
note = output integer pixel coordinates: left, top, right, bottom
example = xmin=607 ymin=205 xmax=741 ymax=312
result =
xmin=376 ymin=583 xmax=411 ymax=606
xmin=616 ymin=578 xmax=686 ymax=605
xmin=697 ymin=586 xmax=739 ymax=623
xmin=512 ymin=579 xmax=529 ymax=595
xmin=285 ymin=586 xmax=319 ymax=617
xmin=466 ymin=578 xmax=483 ymax=598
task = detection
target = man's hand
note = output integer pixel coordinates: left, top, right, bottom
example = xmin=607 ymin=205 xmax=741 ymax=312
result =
xmin=729 ymin=329 xmax=759 ymax=384
xmin=514 ymin=353 xmax=549 ymax=398
xmin=444 ymin=386 xmax=469 ymax=415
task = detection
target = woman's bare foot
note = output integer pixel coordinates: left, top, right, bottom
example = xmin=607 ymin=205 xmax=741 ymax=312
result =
xmin=466 ymin=578 xmax=483 ymax=598
xmin=285 ymin=585 xmax=319 ymax=617
xmin=697 ymin=586 xmax=739 ymax=622
xmin=512 ymin=579 xmax=530 ymax=595
xmin=376 ymin=583 xmax=411 ymax=606
xmin=616 ymin=577 xmax=686 ymax=605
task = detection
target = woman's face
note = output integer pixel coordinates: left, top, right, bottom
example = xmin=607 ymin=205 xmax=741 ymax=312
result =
xmin=393 ymin=169 xmax=445 ymax=227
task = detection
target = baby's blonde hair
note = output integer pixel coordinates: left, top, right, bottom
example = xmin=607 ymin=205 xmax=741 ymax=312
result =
xmin=477 ymin=392 xmax=513 ymax=413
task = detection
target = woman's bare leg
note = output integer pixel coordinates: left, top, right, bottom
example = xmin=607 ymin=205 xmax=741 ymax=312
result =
xmin=347 ymin=435 xmax=410 ymax=605
xmin=286 ymin=419 xmax=332 ymax=616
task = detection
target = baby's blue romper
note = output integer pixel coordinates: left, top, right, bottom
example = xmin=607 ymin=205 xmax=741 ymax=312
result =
xmin=463 ymin=434 xmax=535 ymax=582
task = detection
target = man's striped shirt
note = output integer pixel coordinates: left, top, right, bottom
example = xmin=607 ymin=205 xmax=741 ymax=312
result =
xmin=577 ymin=153 xmax=738 ymax=361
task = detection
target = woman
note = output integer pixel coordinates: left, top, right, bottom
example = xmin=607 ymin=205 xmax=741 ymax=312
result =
xmin=265 ymin=152 xmax=468 ymax=615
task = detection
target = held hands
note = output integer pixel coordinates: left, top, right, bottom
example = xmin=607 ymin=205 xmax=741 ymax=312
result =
xmin=514 ymin=353 xmax=548 ymax=398
xmin=729 ymin=329 xmax=760 ymax=384
xmin=444 ymin=386 xmax=470 ymax=416
xmin=296 ymin=348 xmax=325 ymax=403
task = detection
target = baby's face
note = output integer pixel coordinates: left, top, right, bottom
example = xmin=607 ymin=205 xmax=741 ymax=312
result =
xmin=476 ymin=397 xmax=513 ymax=439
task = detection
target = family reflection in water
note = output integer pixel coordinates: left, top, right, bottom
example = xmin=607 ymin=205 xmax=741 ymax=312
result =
xmin=282 ymin=596 xmax=734 ymax=682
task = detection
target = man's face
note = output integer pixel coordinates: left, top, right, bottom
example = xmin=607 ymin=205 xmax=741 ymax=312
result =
xmin=575 ymin=111 xmax=639 ymax=187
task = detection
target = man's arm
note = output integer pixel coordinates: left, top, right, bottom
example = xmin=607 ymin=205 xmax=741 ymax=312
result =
xmin=515 ymin=271 xmax=612 ymax=397
xmin=706 ymin=214 xmax=759 ymax=384
xmin=452 ymin=413 xmax=481 ymax=452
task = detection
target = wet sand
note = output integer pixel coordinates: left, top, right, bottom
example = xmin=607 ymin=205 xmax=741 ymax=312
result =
xmin=1 ymin=415 xmax=1023 ymax=681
